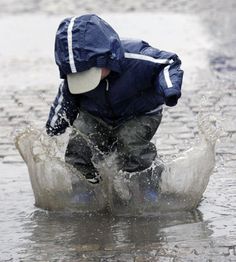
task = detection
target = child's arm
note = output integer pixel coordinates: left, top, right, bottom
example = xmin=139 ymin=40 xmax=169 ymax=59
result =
xmin=142 ymin=45 xmax=184 ymax=107
xmin=46 ymin=80 xmax=79 ymax=136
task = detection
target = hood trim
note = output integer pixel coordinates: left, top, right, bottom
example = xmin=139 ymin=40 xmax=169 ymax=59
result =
xmin=55 ymin=14 xmax=124 ymax=78
xmin=67 ymin=16 xmax=77 ymax=73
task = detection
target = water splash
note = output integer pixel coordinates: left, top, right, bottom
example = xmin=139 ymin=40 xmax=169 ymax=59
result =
xmin=15 ymin=112 xmax=221 ymax=215
xmin=158 ymin=113 xmax=221 ymax=211
xmin=15 ymin=127 xmax=108 ymax=212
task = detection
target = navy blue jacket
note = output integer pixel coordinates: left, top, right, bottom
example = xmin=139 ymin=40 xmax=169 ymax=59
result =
xmin=46 ymin=14 xmax=183 ymax=136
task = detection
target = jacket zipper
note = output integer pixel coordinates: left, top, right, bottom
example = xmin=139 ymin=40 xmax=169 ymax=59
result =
xmin=105 ymin=79 xmax=116 ymax=119
xmin=105 ymin=79 xmax=109 ymax=92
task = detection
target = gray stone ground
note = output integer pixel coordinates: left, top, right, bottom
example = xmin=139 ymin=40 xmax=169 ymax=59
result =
xmin=0 ymin=0 xmax=235 ymax=15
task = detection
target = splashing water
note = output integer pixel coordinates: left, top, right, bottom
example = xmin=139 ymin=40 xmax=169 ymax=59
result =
xmin=15 ymin=113 xmax=221 ymax=216
xmin=15 ymin=128 xmax=108 ymax=212
xmin=158 ymin=113 xmax=221 ymax=211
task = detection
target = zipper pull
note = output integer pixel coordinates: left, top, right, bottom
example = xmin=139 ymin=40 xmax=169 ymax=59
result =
xmin=105 ymin=79 xmax=109 ymax=91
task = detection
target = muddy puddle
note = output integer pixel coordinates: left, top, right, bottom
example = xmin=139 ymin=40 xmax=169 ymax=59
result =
xmin=0 ymin=2 xmax=236 ymax=260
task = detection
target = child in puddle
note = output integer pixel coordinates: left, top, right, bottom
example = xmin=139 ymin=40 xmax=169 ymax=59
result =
xmin=46 ymin=14 xmax=183 ymax=193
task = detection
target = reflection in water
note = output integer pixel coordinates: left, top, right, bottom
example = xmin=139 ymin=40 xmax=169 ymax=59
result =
xmin=18 ymin=209 xmax=208 ymax=261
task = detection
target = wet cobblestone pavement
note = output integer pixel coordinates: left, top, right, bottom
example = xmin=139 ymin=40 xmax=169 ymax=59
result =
xmin=0 ymin=2 xmax=236 ymax=261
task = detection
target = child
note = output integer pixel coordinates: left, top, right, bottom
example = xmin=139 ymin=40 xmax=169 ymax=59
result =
xmin=46 ymin=14 xmax=183 ymax=185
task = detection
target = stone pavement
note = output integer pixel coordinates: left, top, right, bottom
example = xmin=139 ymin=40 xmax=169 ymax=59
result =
xmin=0 ymin=0 xmax=234 ymax=15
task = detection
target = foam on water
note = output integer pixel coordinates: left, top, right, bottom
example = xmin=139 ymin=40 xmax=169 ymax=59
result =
xmin=15 ymin=113 xmax=221 ymax=216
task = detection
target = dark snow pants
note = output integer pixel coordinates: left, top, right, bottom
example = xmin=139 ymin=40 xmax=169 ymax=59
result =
xmin=65 ymin=111 xmax=162 ymax=177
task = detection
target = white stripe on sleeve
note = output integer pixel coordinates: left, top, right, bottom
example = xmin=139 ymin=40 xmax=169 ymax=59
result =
xmin=50 ymin=85 xmax=64 ymax=128
xmin=124 ymin=52 xmax=171 ymax=64
xmin=67 ymin=16 xmax=77 ymax=73
xmin=124 ymin=52 xmax=173 ymax=88
xmin=163 ymin=65 xmax=173 ymax=88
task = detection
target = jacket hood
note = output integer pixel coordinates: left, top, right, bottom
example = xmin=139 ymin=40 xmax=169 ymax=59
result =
xmin=55 ymin=14 xmax=124 ymax=78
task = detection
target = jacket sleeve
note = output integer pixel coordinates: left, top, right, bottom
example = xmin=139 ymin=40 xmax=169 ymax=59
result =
xmin=142 ymin=46 xmax=184 ymax=107
xmin=46 ymin=80 xmax=79 ymax=136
